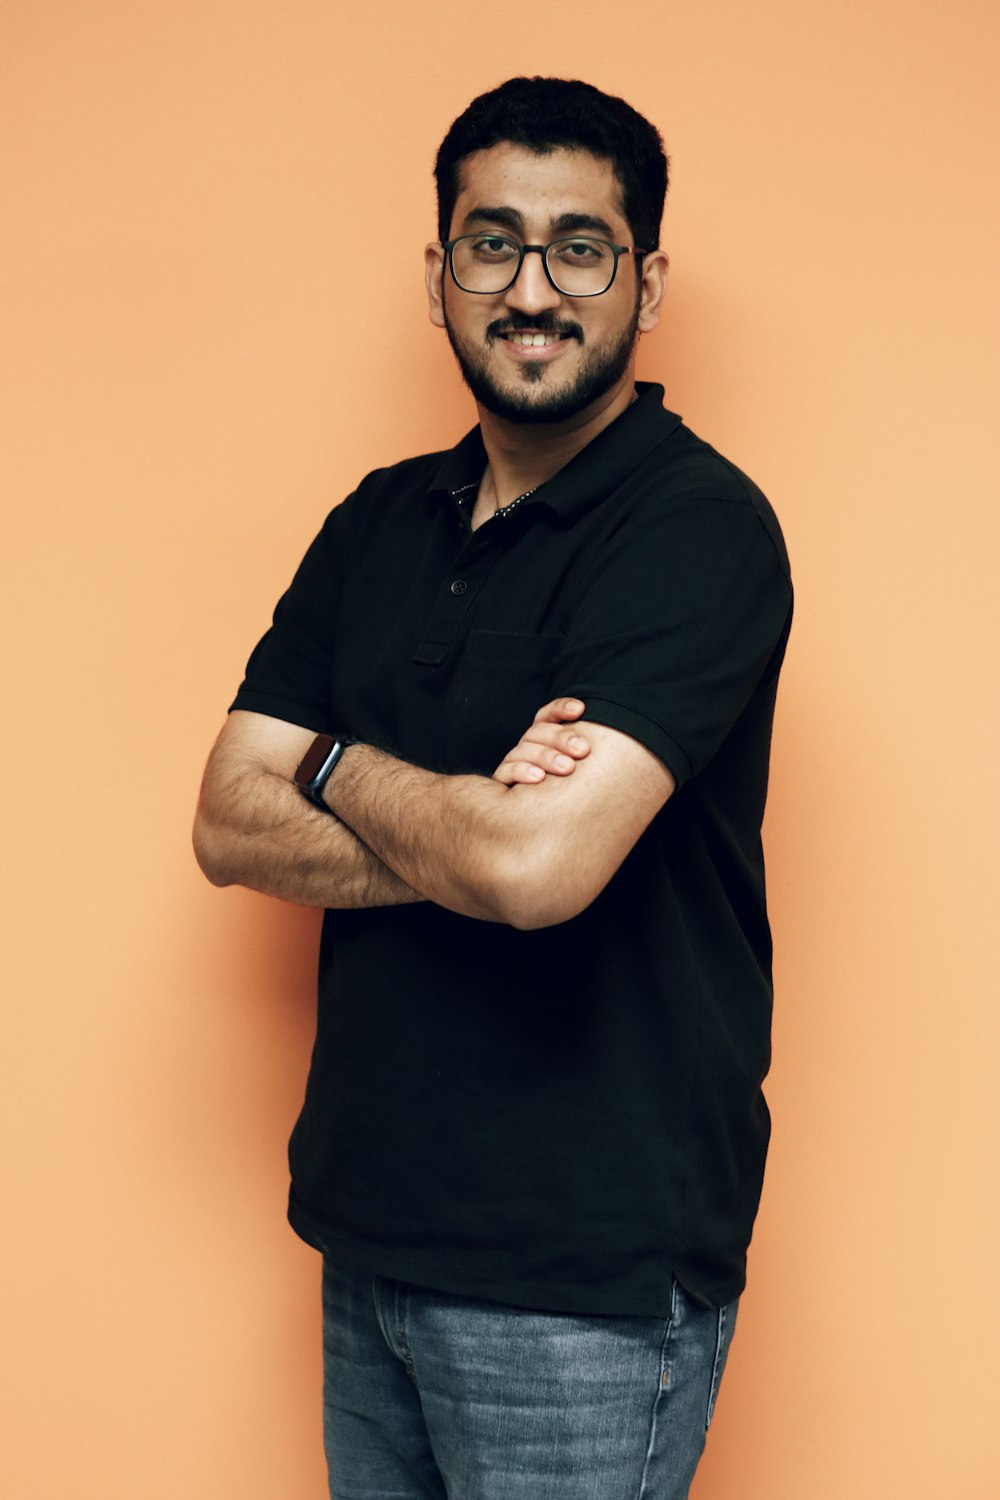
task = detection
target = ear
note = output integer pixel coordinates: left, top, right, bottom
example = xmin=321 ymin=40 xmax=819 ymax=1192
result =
xmin=637 ymin=249 xmax=669 ymax=334
xmin=425 ymin=242 xmax=446 ymax=328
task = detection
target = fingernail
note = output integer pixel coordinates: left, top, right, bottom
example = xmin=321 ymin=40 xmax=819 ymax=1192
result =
xmin=528 ymin=766 xmax=544 ymax=780
xmin=569 ymin=736 xmax=588 ymax=751
xmin=555 ymin=755 xmax=572 ymax=770
xmin=564 ymin=698 xmax=583 ymax=711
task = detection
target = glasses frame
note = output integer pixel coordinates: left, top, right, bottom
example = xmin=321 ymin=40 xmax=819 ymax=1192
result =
xmin=441 ymin=233 xmax=650 ymax=298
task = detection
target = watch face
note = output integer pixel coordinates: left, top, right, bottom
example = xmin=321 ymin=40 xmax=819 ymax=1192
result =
xmin=295 ymin=734 xmax=337 ymax=788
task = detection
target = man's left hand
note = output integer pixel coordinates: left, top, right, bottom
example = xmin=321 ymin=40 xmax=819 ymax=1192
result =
xmin=492 ymin=697 xmax=592 ymax=786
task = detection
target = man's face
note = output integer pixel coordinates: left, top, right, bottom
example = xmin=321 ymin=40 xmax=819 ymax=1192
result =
xmin=426 ymin=144 xmax=662 ymax=426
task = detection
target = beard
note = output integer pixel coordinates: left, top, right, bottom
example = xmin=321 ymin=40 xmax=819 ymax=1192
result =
xmin=442 ymin=298 xmax=641 ymax=426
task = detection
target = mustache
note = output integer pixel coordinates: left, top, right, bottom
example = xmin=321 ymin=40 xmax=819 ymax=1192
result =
xmin=486 ymin=314 xmax=584 ymax=344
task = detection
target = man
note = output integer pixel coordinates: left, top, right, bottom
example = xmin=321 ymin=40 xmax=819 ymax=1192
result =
xmin=194 ymin=76 xmax=792 ymax=1500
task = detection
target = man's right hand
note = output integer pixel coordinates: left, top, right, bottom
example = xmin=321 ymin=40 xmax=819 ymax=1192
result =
xmin=192 ymin=711 xmax=424 ymax=908
xmin=492 ymin=698 xmax=592 ymax=786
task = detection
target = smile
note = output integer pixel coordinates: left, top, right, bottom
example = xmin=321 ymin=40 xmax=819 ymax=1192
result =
xmin=503 ymin=332 xmax=564 ymax=347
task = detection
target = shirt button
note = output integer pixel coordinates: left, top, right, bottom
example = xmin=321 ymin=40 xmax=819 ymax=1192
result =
xmin=450 ymin=579 xmax=468 ymax=596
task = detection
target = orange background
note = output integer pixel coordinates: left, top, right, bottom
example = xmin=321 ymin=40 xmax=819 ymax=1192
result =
xmin=3 ymin=2 xmax=998 ymax=1496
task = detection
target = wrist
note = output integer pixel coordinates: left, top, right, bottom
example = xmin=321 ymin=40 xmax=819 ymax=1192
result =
xmin=293 ymin=733 xmax=358 ymax=813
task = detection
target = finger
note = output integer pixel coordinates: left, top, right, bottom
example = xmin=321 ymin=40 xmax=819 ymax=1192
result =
xmin=507 ymin=736 xmax=586 ymax=770
xmin=523 ymin=731 xmax=591 ymax=762
xmin=550 ymin=729 xmax=591 ymax=758
xmin=492 ymin=759 xmax=547 ymax=786
xmin=492 ymin=743 xmax=586 ymax=782
xmin=513 ymin=722 xmax=591 ymax=757
xmin=493 ymin=754 xmax=573 ymax=783
xmin=531 ymin=696 xmax=586 ymax=725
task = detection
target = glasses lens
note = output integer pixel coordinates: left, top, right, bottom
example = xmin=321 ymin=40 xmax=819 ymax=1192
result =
xmin=546 ymin=238 xmax=615 ymax=295
xmin=451 ymin=234 xmax=521 ymax=293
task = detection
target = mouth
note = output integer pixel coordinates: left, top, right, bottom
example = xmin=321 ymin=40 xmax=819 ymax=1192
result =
xmin=500 ymin=330 xmax=567 ymax=348
xmin=488 ymin=317 xmax=582 ymax=345
xmin=488 ymin=321 xmax=582 ymax=364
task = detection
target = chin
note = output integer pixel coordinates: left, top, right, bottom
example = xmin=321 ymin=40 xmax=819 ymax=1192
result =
xmin=477 ymin=376 xmax=595 ymax=425
xmin=448 ymin=332 xmax=638 ymax=426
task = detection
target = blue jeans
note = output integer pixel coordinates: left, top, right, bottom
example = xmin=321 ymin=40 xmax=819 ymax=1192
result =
xmin=321 ymin=1259 xmax=737 ymax=1499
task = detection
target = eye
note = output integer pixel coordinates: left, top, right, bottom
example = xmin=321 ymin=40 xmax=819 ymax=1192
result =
xmin=470 ymin=235 xmax=518 ymax=260
xmin=552 ymin=238 xmax=608 ymax=264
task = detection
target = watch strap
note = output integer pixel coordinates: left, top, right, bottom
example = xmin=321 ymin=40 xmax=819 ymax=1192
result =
xmin=293 ymin=733 xmax=356 ymax=811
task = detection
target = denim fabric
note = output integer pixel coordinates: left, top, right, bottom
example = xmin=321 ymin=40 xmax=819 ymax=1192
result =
xmin=322 ymin=1259 xmax=737 ymax=1500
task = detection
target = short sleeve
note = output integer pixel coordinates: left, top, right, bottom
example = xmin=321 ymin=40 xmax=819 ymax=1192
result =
xmin=228 ymin=505 xmax=345 ymax=733
xmin=553 ymin=497 xmax=792 ymax=786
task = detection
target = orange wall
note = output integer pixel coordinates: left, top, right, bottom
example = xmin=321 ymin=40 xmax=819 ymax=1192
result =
xmin=4 ymin=3 xmax=998 ymax=1495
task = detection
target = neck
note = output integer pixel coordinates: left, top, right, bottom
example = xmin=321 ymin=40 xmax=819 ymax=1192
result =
xmin=476 ymin=376 xmax=639 ymax=511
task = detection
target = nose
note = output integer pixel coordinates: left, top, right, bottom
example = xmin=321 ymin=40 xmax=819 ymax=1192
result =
xmin=503 ymin=247 xmax=562 ymax=317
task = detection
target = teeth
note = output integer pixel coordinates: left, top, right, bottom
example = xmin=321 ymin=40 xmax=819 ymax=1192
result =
xmin=506 ymin=332 xmax=558 ymax=347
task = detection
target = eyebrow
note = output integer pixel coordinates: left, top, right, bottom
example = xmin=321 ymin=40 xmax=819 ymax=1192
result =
xmin=461 ymin=206 xmax=617 ymax=239
xmin=552 ymin=212 xmax=616 ymax=237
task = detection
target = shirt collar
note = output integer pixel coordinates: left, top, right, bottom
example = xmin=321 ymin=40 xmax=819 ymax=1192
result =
xmin=427 ymin=383 xmax=683 ymax=522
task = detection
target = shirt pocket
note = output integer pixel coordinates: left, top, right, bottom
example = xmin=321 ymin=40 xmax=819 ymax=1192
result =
xmin=445 ymin=630 xmax=566 ymax=774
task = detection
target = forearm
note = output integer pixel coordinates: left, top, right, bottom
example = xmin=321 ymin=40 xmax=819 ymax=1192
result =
xmin=194 ymin=706 xmax=669 ymax=924
xmin=193 ymin=759 xmax=422 ymax=910
xmin=324 ymin=744 xmax=571 ymax=928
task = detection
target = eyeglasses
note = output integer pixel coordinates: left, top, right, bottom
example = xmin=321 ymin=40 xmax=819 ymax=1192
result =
xmin=442 ymin=233 xmax=649 ymax=298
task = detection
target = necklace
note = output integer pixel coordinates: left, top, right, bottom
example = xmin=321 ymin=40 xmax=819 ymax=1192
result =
xmin=493 ymin=485 xmax=538 ymax=519
xmin=478 ymin=469 xmax=539 ymax=520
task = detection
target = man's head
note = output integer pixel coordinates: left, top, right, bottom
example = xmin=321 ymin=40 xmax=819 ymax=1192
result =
xmin=434 ymin=77 xmax=668 ymax=255
xmin=426 ymin=79 xmax=669 ymax=427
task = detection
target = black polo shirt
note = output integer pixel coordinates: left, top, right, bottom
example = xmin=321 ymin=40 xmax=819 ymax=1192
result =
xmin=231 ymin=382 xmax=793 ymax=1315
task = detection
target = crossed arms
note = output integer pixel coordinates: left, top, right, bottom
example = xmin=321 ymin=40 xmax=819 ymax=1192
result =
xmin=193 ymin=700 xmax=675 ymax=930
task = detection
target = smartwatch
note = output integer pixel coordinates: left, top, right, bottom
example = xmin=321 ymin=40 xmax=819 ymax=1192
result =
xmin=294 ymin=733 xmax=356 ymax=812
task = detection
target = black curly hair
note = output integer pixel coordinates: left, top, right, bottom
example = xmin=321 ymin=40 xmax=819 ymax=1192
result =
xmin=434 ymin=77 xmax=668 ymax=252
